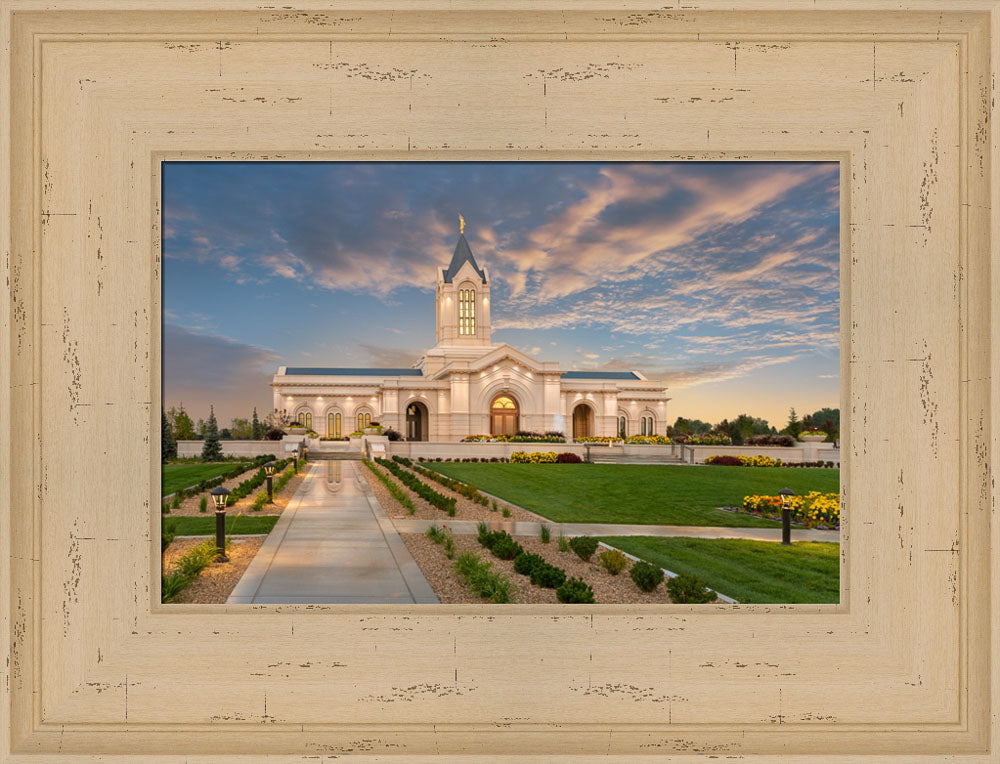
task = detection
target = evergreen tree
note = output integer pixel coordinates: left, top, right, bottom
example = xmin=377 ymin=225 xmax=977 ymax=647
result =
xmin=201 ymin=406 xmax=223 ymax=461
xmin=783 ymin=407 xmax=803 ymax=438
xmin=171 ymin=404 xmax=196 ymax=440
xmin=161 ymin=409 xmax=177 ymax=461
xmin=251 ymin=407 xmax=263 ymax=440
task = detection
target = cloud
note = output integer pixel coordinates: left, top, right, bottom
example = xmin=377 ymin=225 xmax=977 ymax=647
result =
xmin=358 ymin=343 xmax=420 ymax=368
xmin=162 ymin=323 xmax=280 ymax=424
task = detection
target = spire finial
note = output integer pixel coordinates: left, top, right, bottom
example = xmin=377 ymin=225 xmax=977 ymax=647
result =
xmin=459 ymin=214 xmax=465 ymax=235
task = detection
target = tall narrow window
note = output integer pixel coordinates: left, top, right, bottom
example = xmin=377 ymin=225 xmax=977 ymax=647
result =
xmin=328 ymin=412 xmax=342 ymax=438
xmin=299 ymin=412 xmax=312 ymax=429
xmin=459 ymin=288 xmax=476 ymax=335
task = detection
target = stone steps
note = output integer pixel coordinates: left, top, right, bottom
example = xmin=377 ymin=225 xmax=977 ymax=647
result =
xmin=308 ymin=451 xmax=363 ymax=461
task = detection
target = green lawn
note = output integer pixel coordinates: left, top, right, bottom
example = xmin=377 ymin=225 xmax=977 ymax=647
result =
xmin=163 ymin=515 xmax=279 ymax=536
xmin=428 ymin=463 xmax=838 ymax=526
xmin=600 ymin=536 xmax=840 ymax=604
xmin=162 ymin=462 xmax=249 ymax=496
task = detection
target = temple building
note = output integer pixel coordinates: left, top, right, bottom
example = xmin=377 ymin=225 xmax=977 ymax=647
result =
xmin=271 ymin=226 xmax=670 ymax=441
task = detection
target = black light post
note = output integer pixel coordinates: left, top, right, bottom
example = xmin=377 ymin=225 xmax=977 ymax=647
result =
xmin=209 ymin=486 xmax=230 ymax=562
xmin=264 ymin=461 xmax=276 ymax=503
xmin=778 ymin=488 xmax=796 ymax=546
xmin=292 ymin=450 xmax=298 ymax=472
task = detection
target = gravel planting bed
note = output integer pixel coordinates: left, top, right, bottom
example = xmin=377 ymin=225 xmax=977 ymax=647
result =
xmin=161 ymin=536 xmax=265 ymax=604
xmin=361 ymin=461 xmax=538 ymax=523
xmin=163 ymin=462 xmax=308 ymax=517
xmin=400 ymin=530 xmax=686 ymax=605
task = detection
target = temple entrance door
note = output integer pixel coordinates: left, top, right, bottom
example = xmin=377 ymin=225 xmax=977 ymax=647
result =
xmin=406 ymin=402 xmax=428 ymax=441
xmin=490 ymin=394 xmax=519 ymax=436
xmin=572 ymin=404 xmax=593 ymax=439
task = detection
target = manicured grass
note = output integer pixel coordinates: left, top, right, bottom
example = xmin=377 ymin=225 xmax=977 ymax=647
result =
xmin=163 ymin=515 xmax=279 ymax=536
xmin=162 ymin=462 xmax=249 ymax=496
xmin=600 ymin=536 xmax=840 ymax=604
xmin=428 ymin=463 xmax=838 ymax=526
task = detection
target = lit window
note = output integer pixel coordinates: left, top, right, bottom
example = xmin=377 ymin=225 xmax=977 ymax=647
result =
xmin=328 ymin=412 xmax=342 ymax=438
xmin=459 ymin=288 xmax=476 ymax=335
xmin=299 ymin=412 xmax=312 ymax=429
xmin=618 ymin=415 xmax=626 ymax=437
xmin=492 ymin=396 xmax=516 ymax=409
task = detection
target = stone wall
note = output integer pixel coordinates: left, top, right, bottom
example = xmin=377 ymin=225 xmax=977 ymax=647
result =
xmin=176 ymin=439 xmax=304 ymax=458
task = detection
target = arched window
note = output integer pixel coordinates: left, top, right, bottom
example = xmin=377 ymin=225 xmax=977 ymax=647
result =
xmin=490 ymin=394 xmax=519 ymax=436
xmin=357 ymin=411 xmax=371 ymax=431
xmin=298 ymin=411 xmax=312 ymax=429
xmin=459 ymin=288 xmax=476 ymax=335
xmin=327 ymin=412 xmax=341 ymax=438
xmin=618 ymin=415 xmax=627 ymax=438
xmin=640 ymin=415 xmax=654 ymax=436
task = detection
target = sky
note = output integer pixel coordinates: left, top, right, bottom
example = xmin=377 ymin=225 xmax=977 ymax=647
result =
xmin=162 ymin=161 xmax=840 ymax=429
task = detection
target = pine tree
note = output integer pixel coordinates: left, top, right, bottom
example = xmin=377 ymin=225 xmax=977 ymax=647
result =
xmin=201 ymin=405 xmax=223 ymax=461
xmin=171 ymin=404 xmax=196 ymax=440
xmin=161 ymin=409 xmax=177 ymax=461
xmin=784 ymin=407 xmax=803 ymax=438
xmin=251 ymin=407 xmax=263 ymax=440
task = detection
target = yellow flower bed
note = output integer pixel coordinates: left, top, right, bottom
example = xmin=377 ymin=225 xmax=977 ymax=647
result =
xmin=624 ymin=435 xmax=671 ymax=445
xmin=741 ymin=491 xmax=840 ymax=529
xmin=510 ymin=450 xmax=559 ymax=464
xmin=705 ymin=455 xmax=784 ymax=467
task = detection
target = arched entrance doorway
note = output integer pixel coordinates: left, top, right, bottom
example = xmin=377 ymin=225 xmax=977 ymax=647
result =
xmin=406 ymin=401 xmax=429 ymax=441
xmin=572 ymin=404 xmax=594 ymax=439
xmin=490 ymin=394 xmax=519 ymax=436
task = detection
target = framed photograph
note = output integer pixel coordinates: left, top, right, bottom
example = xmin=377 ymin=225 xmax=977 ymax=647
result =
xmin=2 ymin=1 xmax=998 ymax=760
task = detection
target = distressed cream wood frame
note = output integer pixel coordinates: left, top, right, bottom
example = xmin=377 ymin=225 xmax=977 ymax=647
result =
xmin=1 ymin=1 xmax=998 ymax=760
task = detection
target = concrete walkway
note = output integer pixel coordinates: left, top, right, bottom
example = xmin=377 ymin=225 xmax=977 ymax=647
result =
xmin=389 ymin=517 xmax=840 ymax=544
xmin=227 ymin=461 xmax=438 ymax=604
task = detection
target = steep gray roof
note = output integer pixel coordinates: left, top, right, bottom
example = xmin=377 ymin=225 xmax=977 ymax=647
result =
xmin=442 ymin=234 xmax=487 ymax=283
xmin=283 ymin=367 xmax=423 ymax=377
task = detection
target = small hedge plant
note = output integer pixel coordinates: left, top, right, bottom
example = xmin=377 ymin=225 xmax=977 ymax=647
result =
xmin=630 ymin=561 xmax=665 ymax=592
xmin=598 ymin=548 xmax=628 ymax=575
xmin=666 ymin=573 xmax=716 ymax=604
xmin=556 ymin=577 xmax=596 ymax=604
xmin=568 ymin=536 xmax=598 ymax=561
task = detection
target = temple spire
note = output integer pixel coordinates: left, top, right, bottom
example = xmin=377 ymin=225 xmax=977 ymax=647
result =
xmin=459 ymin=214 xmax=465 ymax=235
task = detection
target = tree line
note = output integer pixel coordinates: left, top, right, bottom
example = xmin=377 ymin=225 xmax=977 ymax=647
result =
xmin=669 ymin=407 xmax=839 ymax=445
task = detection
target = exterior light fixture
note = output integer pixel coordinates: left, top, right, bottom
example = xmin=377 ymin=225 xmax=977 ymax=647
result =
xmin=778 ymin=488 xmax=796 ymax=546
xmin=264 ymin=461 xmax=276 ymax=503
xmin=208 ymin=486 xmax=231 ymax=562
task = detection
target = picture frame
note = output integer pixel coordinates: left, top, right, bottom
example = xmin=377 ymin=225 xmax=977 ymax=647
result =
xmin=1 ymin=1 xmax=997 ymax=759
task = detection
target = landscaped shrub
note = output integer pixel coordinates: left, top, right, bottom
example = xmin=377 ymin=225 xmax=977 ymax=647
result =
xmin=502 ymin=507 xmax=511 ymax=518
xmin=264 ymin=428 xmax=284 ymax=440
xmin=568 ymin=536 xmax=598 ymax=562
xmin=747 ymin=433 xmax=796 ymax=447
xmin=556 ymin=452 xmax=583 ymax=463
xmin=704 ymin=454 xmax=783 ymax=467
xmin=375 ymin=457 xmax=456 ymax=515
xmin=491 ymin=534 xmax=523 ymax=561
xmin=598 ymin=548 xmax=628 ymax=575
xmin=510 ymin=450 xmax=558 ymax=463
xmin=539 ymin=525 xmax=551 ymax=543
xmin=161 ymin=518 xmax=177 ymax=552
xmin=514 ymin=551 xmax=545 ymax=576
xmin=412 ymin=462 xmax=489 ymax=505
xmin=453 ymin=552 xmax=513 ymax=603
xmin=557 ymin=534 xmax=570 ymax=553
xmin=556 ymin=577 xmax=596 ymax=603
xmin=161 ymin=539 xmax=221 ymax=603
xmin=630 ymin=561 xmax=665 ymax=592
xmin=666 ymin=573 xmax=716 ymax=604
xmin=199 ymin=495 xmax=208 ymax=513
xmin=624 ymin=435 xmax=671 ymax=445
xmin=171 ymin=493 xmax=181 ymax=510
xmin=740 ymin=491 xmax=840 ymax=529
xmin=703 ymin=455 xmax=743 ymax=466
xmin=425 ymin=524 xmax=454 ymax=558
xmin=365 ymin=459 xmax=416 ymax=513
xmin=684 ymin=433 xmax=732 ymax=445
xmin=529 ymin=562 xmax=567 ymax=589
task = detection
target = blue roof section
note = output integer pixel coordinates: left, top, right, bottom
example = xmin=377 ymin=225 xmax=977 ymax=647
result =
xmin=560 ymin=371 xmax=640 ymax=380
xmin=283 ymin=367 xmax=423 ymax=377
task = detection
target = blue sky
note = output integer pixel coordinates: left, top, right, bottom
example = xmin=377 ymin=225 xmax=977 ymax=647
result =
xmin=163 ymin=161 xmax=839 ymax=428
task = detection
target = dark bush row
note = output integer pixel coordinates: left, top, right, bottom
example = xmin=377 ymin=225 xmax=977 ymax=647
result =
xmin=397 ymin=457 xmax=491 ymax=505
xmin=226 ymin=457 xmax=291 ymax=506
xmin=746 ymin=434 xmax=797 ymax=447
xmin=478 ymin=524 xmax=573 ymax=592
xmin=168 ymin=454 xmax=277 ymax=501
xmin=418 ymin=456 xmax=512 ymax=463
xmin=780 ymin=460 xmax=838 ymax=468
xmin=375 ymin=457 xmax=456 ymax=515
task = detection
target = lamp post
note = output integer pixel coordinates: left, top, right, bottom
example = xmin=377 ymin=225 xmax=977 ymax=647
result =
xmin=778 ymin=488 xmax=796 ymax=546
xmin=209 ymin=486 xmax=230 ymax=562
xmin=264 ymin=461 xmax=275 ymax=503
